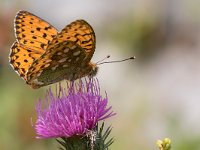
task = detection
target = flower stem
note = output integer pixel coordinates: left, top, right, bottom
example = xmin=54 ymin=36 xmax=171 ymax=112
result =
xmin=56 ymin=122 xmax=114 ymax=150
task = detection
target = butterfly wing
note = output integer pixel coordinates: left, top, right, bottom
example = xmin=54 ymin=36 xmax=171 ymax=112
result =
xmin=26 ymin=41 xmax=87 ymax=88
xmin=10 ymin=10 xmax=58 ymax=81
xmin=9 ymin=42 xmax=42 ymax=80
xmin=10 ymin=13 xmax=95 ymax=88
xmin=47 ymin=19 xmax=95 ymax=62
xmin=26 ymin=20 xmax=96 ymax=88
xmin=14 ymin=10 xmax=58 ymax=51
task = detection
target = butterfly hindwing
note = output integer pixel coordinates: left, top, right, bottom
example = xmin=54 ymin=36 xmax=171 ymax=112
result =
xmin=26 ymin=41 xmax=87 ymax=88
xmin=9 ymin=42 xmax=41 ymax=80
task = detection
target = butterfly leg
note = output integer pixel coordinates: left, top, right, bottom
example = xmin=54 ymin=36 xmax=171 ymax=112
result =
xmin=58 ymin=82 xmax=62 ymax=98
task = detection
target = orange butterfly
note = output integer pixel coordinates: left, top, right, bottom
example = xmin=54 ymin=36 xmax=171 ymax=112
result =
xmin=9 ymin=10 xmax=97 ymax=89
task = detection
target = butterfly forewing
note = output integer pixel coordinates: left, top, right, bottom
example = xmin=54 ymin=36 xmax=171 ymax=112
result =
xmin=15 ymin=10 xmax=58 ymax=51
xmin=10 ymin=10 xmax=58 ymax=82
xmin=47 ymin=20 xmax=95 ymax=62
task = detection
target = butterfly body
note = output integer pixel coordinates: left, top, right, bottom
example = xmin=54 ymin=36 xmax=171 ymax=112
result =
xmin=29 ymin=62 xmax=98 ymax=89
xmin=9 ymin=10 xmax=96 ymax=88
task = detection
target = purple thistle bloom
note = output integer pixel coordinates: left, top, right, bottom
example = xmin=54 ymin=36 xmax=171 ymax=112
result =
xmin=35 ymin=79 xmax=116 ymax=138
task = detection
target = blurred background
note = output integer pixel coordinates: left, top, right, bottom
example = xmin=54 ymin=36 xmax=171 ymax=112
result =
xmin=1 ymin=0 xmax=200 ymax=149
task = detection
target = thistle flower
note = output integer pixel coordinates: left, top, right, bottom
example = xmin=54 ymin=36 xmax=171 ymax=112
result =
xmin=35 ymin=79 xmax=115 ymax=139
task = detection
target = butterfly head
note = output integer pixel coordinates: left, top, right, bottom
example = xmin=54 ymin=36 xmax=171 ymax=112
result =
xmin=88 ymin=62 xmax=99 ymax=77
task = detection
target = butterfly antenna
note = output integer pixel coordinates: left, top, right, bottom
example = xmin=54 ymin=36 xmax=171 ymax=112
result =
xmin=96 ymin=55 xmax=111 ymax=65
xmin=97 ymin=56 xmax=135 ymax=65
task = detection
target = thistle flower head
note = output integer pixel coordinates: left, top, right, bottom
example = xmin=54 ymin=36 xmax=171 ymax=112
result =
xmin=35 ymin=79 xmax=115 ymax=139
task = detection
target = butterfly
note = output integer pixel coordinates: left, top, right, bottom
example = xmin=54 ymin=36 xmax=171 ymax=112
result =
xmin=9 ymin=10 xmax=97 ymax=89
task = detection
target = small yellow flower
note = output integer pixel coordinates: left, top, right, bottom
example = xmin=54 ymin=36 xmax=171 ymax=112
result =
xmin=156 ymin=138 xmax=171 ymax=150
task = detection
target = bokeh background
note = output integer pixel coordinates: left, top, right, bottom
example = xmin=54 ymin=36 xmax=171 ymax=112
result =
xmin=1 ymin=0 xmax=200 ymax=149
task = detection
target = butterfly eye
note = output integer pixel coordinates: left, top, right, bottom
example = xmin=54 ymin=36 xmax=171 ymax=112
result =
xmin=89 ymin=65 xmax=98 ymax=77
